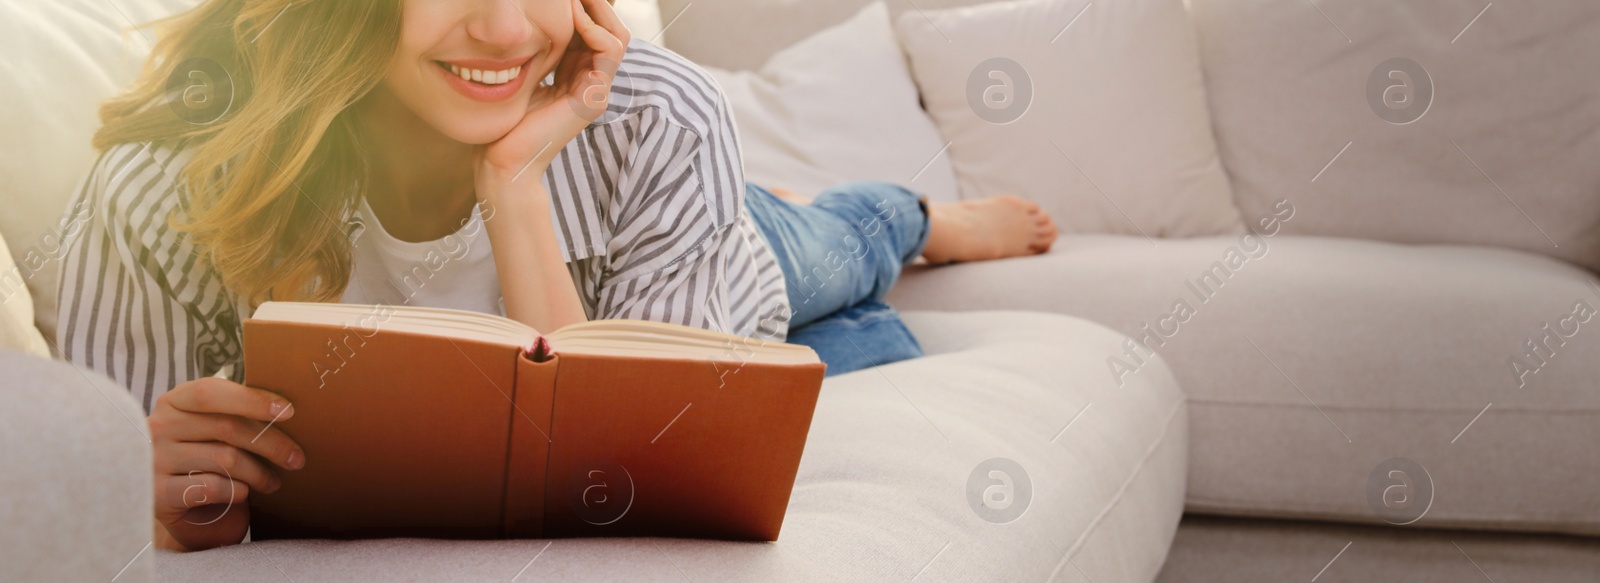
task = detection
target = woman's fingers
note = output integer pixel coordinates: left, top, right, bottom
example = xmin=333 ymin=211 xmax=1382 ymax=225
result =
xmin=156 ymin=442 xmax=283 ymax=495
xmin=154 ymin=471 xmax=250 ymax=519
xmin=556 ymin=0 xmax=627 ymax=124
xmin=152 ymin=410 xmax=304 ymax=471
xmin=481 ymin=0 xmax=632 ymax=175
xmin=149 ymin=378 xmax=305 ymax=471
xmin=157 ymin=377 xmax=293 ymax=424
xmin=578 ymin=0 xmax=632 ymax=49
xmin=572 ymin=0 xmax=624 ymax=75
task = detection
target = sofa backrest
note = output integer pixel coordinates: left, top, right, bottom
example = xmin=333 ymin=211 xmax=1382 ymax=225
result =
xmin=1188 ymin=0 xmax=1600 ymax=272
xmin=657 ymin=0 xmax=999 ymax=71
xmin=665 ymin=0 xmax=1600 ymax=273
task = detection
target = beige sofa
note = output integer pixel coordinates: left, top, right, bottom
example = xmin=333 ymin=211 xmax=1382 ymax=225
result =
xmin=2 ymin=0 xmax=1596 ymax=581
xmin=669 ymin=0 xmax=1600 ymax=580
xmin=6 ymin=2 xmax=1190 ymax=581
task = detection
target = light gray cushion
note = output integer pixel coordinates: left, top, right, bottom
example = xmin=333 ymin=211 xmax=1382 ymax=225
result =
xmin=656 ymin=0 xmax=1000 ymax=71
xmin=1189 ymin=0 xmax=1600 ymax=272
xmin=887 ymin=235 xmax=1600 ymax=536
xmin=707 ymin=2 xmax=962 ymax=204
xmin=0 ymin=350 xmax=153 ymax=582
xmin=895 ymin=0 xmax=1245 ymax=237
xmin=158 ymin=311 xmax=1188 ymax=582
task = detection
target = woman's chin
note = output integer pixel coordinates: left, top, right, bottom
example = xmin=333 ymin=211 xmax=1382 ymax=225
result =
xmin=442 ymin=119 xmax=522 ymax=146
xmin=426 ymin=103 xmax=525 ymax=145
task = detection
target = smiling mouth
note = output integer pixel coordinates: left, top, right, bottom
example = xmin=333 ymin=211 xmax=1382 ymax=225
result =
xmin=436 ymin=61 xmax=523 ymax=86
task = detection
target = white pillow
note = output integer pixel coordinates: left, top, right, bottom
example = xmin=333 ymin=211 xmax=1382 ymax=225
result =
xmin=897 ymin=0 xmax=1243 ymax=236
xmin=0 ymin=233 xmax=52 ymax=359
xmin=613 ymin=0 xmax=663 ymax=44
xmin=704 ymin=2 xmax=961 ymax=202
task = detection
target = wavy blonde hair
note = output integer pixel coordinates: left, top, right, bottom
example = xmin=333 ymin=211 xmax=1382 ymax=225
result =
xmin=94 ymin=0 xmax=401 ymax=307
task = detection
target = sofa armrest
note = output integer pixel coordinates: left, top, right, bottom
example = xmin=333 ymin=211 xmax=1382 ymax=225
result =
xmin=0 ymin=350 xmax=152 ymax=582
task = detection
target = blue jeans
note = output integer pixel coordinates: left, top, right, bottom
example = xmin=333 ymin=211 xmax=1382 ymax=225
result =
xmin=745 ymin=181 xmax=931 ymax=376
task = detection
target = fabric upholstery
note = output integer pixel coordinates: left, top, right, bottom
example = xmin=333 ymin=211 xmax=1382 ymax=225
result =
xmin=656 ymin=0 xmax=1000 ymax=71
xmin=1158 ymin=516 xmax=1600 ymax=582
xmin=0 ymin=234 xmax=50 ymax=357
xmin=887 ymin=234 xmax=1600 ymax=536
xmin=896 ymin=0 xmax=1244 ymax=237
xmin=704 ymin=2 xmax=960 ymax=203
xmin=157 ymin=312 xmax=1189 ymax=582
xmin=0 ymin=350 xmax=153 ymax=582
xmin=613 ymin=0 xmax=664 ymax=43
xmin=1189 ymin=0 xmax=1600 ymax=272
xmin=0 ymin=0 xmax=195 ymax=345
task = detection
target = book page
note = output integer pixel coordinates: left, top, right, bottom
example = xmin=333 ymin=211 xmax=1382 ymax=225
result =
xmin=550 ymin=321 xmax=817 ymax=365
xmin=251 ymin=302 xmax=817 ymax=365
xmin=251 ymin=302 xmax=539 ymax=350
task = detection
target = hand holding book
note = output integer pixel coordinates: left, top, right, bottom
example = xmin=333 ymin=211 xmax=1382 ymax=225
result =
xmin=147 ymin=374 xmax=304 ymax=551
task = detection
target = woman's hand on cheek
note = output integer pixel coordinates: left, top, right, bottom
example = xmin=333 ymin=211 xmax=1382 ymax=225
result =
xmin=477 ymin=0 xmax=631 ymax=194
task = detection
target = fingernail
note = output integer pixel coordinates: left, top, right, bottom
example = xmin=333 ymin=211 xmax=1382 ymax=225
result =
xmin=286 ymin=450 xmax=304 ymax=470
xmin=270 ymin=401 xmax=294 ymax=420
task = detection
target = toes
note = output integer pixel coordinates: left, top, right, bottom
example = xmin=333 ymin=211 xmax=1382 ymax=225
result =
xmin=1037 ymin=218 xmax=1058 ymax=242
xmin=1031 ymin=224 xmax=1058 ymax=253
xmin=1027 ymin=237 xmax=1052 ymax=254
xmin=1037 ymin=222 xmax=1059 ymax=245
xmin=1009 ymin=195 xmax=1041 ymax=213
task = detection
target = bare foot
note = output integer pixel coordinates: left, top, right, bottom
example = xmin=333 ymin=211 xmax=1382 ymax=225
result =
xmin=921 ymin=195 xmax=1058 ymax=264
xmin=766 ymin=186 xmax=814 ymax=206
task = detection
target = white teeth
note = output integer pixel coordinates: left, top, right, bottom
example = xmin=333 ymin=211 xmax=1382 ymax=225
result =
xmin=444 ymin=63 xmax=522 ymax=85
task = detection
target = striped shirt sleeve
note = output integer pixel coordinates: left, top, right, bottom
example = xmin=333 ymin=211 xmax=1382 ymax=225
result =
xmin=589 ymin=100 xmax=743 ymax=333
xmin=56 ymin=143 xmax=242 ymax=413
xmin=524 ymin=39 xmax=792 ymax=340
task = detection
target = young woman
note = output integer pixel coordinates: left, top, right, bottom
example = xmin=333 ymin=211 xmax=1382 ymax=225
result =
xmin=59 ymin=0 xmax=1057 ymax=551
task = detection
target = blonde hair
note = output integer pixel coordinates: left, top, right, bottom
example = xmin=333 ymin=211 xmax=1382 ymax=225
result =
xmin=94 ymin=0 xmax=400 ymax=307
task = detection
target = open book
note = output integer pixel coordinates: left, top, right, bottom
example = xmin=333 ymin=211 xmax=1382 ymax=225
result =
xmin=242 ymin=301 xmax=825 ymax=541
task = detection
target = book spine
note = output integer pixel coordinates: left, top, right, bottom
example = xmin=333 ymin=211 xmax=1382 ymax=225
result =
xmin=501 ymin=351 xmax=561 ymax=538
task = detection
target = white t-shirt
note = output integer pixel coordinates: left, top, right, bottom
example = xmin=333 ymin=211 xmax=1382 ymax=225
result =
xmin=340 ymin=195 xmax=505 ymax=317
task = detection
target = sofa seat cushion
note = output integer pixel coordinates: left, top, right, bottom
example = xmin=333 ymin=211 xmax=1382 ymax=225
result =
xmin=887 ymin=234 xmax=1600 ymax=536
xmin=157 ymin=311 xmax=1188 ymax=582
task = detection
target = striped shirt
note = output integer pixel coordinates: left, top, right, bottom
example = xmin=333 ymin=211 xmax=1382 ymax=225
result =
xmin=56 ymin=39 xmax=791 ymax=412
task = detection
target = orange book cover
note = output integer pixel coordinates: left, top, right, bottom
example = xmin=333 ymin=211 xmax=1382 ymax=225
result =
xmin=242 ymin=307 xmax=824 ymax=542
